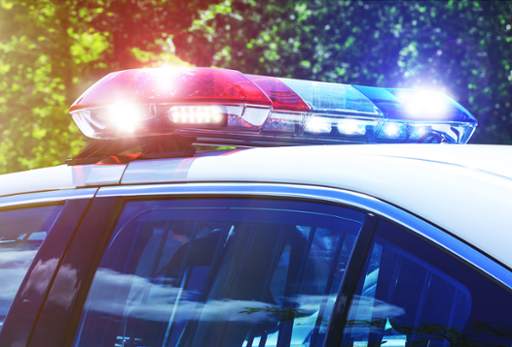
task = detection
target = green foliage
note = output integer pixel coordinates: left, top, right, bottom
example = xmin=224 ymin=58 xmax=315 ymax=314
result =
xmin=1 ymin=0 xmax=511 ymax=173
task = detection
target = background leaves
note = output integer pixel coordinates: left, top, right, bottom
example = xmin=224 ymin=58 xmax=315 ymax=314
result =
xmin=1 ymin=0 xmax=511 ymax=174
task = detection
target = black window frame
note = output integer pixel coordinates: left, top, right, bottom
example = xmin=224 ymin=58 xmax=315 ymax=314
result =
xmin=0 ymin=195 xmax=93 ymax=347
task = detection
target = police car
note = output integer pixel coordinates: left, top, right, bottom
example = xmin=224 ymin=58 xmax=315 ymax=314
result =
xmin=0 ymin=67 xmax=511 ymax=347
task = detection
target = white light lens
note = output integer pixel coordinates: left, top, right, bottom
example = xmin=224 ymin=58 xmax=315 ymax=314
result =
xmin=262 ymin=112 xmax=304 ymax=133
xmin=170 ymin=106 xmax=224 ymax=124
xmin=107 ymin=102 xmax=142 ymax=133
xmin=380 ymin=122 xmax=406 ymax=139
xmin=213 ymin=111 xmax=223 ymax=123
xmin=410 ymin=125 xmax=432 ymax=140
xmin=337 ymin=119 xmax=368 ymax=135
xmin=305 ymin=117 xmax=332 ymax=134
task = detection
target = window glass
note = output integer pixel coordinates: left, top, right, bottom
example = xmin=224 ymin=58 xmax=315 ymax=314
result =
xmin=0 ymin=204 xmax=63 ymax=330
xmin=341 ymin=220 xmax=512 ymax=347
xmin=73 ymin=199 xmax=365 ymax=347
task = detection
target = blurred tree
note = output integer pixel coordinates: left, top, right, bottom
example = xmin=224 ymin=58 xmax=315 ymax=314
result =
xmin=0 ymin=0 xmax=221 ymax=174
xmin=1 ymin=0 xmax=512 ymax=174
xmin=205 ymin=0 xmax=512 ymax=144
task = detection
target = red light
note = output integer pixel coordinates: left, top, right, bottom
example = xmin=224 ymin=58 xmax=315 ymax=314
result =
xmin=247 ymin=75 xmax=310 ymax=112
xmin=70 ymin=68 xmax=272 ymax=112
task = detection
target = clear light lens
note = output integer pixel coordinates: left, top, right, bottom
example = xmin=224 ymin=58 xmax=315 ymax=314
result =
xmin=227 ymin=106 xmax=270 ymax=129
xmin=107 ymin=102 xmax=142 ymax=133
xmin=262 ymin=112 xmax=305 ymax=133
xmin=304 ymin=117 xmax=333 ymax=134
xmin=383 ymin=123 xmax=401 ymax=137
xmin=337 ymin=119 xmax=369 ymax=135
xmin=170 ymin=106 xmax=224 ymax=124
xmin=379 ymin=122 xmax=407 ymax=140
xmin=280 ymin=79 xmax=380 ymax=115
xmin=410 ymin=125 xmax=432 ymax=140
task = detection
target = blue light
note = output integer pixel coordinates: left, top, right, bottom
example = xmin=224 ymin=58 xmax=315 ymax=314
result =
xmin=396 ymin=90 xmax=450 ymax=119
xmin=383 ymin=123 xmax=401 ymax=137
xmin=351 ymin=85 xmax=477 ymax=124
xmin=377 ymin=122 xmax=407 ymax=141
xmin=410 ymin=125 xmax=432 ymax=140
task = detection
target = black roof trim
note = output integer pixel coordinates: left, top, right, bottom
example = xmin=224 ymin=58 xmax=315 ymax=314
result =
xmin=66 ymin=136 xmax=196 ymax=166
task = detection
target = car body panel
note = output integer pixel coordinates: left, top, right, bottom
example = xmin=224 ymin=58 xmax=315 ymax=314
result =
xmin=0 ymin=188 xmax=98 ymax=209
xmin=122 ymin=144 xmax=512 ymax=183
xmin=0 ymin=164 xmax=125 ymax=198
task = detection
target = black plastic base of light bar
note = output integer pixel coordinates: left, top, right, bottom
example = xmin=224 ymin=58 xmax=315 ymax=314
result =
xmin=186 ymin=134 xmax=384 ymax=147
xmin=66 ymin=136 xmax=196 ymax=166
xmin=178 ymin=130 xmax=446 ymax=147
xmin=174 ymin=131 xmax=369 ymax=148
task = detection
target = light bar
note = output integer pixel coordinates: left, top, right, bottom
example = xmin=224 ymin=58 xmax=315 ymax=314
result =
xmin=70 ymin=67 xmax=477 ymax=145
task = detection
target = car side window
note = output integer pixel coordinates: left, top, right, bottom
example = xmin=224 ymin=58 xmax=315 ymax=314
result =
xmin=341 ymin=219 xmax=512 ymax=347
xmin=0 ymin=204 xmax=63 ymax=330
xmin=72 ymin=198 xmax=365 ymax=347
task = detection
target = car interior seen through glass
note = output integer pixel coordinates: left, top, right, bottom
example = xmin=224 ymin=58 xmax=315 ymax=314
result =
xmin=341 ymin=220 xmax=512 ymax=347
xmin=0 ymin=204 xmax=63 ymax=330
xmin=72 ymin=199 xmax=365 ymax=347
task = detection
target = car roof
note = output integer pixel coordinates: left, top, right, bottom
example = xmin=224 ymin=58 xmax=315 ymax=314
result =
xmin=2 ymin=143 xmax=512 ymax=268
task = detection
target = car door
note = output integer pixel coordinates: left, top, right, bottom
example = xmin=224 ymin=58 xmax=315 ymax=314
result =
xmin=0 ymin=189 xmax=96 ymax=347
xmin=27 ymin=183 xmax=512 ymax=347
xmin=27 ymin=183 xmax=369 ymax=347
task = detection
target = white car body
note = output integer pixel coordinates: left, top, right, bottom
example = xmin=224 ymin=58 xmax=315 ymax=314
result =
xmin=2 ymin=143 xmax=511 ymax=267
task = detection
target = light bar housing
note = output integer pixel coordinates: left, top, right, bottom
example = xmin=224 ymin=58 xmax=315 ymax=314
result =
xmin=70 ymin=67 xmax=477 ymax=145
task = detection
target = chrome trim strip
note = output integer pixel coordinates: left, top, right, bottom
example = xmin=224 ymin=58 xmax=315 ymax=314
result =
xmin=97 ymin=183 xmax=512 ymax=290
xmin=0 ymin=188 xmax=98 ymax=209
